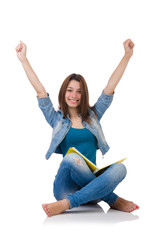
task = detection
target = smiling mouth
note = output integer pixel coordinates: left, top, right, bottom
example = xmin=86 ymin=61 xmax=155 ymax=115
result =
xmin=68 ymin=99 xmax=80 ymax=103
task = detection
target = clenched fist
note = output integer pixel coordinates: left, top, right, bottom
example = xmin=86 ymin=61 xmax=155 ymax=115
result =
xmin=123 ymin=39 xmax=135 ymax=58
xmin=15 ymin=41 xmax=27 ymax=62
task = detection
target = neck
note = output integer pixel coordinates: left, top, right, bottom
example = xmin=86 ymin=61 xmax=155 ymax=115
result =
xmin=68 ymin=107 xmax=79 ymax=119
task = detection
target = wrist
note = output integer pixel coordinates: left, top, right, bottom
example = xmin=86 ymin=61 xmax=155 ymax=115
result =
xmin=21 ymin=57 xmax=28 ymax=65
xmin=123 ymin=53 xmax=132 ymax=61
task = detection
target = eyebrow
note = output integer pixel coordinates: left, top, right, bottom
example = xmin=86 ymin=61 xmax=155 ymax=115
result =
xmin=67 ymin=87 xmax=82 ymax=90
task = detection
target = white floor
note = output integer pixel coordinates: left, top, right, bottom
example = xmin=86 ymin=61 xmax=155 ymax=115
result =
xmin=1 ymin=191 xmax=158 ymax=240
xmin=41 ymin=202 xmax=158 ymax=239
xmin=43 ymin=203 xmax=139 ymax=225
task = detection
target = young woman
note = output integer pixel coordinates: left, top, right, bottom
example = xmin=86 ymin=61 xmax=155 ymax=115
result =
xmin=16 ymin=39 xmax=139 ymax=217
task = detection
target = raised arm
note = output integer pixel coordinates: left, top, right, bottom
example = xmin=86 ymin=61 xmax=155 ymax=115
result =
xmin=104 ymin=39 xmax=135 ymax=95
xmin=15 ymin=41 xmax=48 ymax=98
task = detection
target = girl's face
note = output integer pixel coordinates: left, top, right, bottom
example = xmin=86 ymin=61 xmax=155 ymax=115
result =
xmin=65 ymin=80 xmax=82 ymax=109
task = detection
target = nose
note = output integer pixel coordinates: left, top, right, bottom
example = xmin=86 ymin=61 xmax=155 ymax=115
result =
xmin=72 ymin=91 xmax=77 ymax=98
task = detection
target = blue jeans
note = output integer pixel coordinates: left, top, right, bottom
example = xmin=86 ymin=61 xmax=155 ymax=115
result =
xmin=53 ymin=153 xmax=127 ymax=209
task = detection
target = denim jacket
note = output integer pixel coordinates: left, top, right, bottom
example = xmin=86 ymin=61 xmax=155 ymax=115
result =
xmin=37 ymin=90 xmax=114 ymax=159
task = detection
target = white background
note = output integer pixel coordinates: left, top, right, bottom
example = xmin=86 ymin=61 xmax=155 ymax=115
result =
xmin=0 ymin=0 xmax=159 ymax=239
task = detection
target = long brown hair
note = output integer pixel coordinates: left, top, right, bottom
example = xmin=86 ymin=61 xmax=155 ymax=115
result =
xmin=58 ymin=73 xmax=95 ymax=123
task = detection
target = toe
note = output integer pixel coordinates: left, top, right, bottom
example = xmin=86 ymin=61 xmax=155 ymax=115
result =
xmin=130 ymin=204 xmax=140 ymax=212
xmin=42 ymin=204 xmax=46 ymax=209
xmin=47 ymin=212 xmax=52 ymax=217
xmin=42 ymin=204 xmax=50 ymax=216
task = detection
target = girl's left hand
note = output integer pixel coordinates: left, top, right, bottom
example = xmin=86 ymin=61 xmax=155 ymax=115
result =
xmin=123 ymin=39 xmax=135 ymax=58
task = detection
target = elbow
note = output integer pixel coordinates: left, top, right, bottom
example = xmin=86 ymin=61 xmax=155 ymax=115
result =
xmin=104 ymin=87 xmax=114 ymax=96
xmin=37 ymin=91 xmax=48 ymax=98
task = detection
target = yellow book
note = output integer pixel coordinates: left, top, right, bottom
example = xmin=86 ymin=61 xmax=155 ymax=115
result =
xmin=66 ymin=147 xmax=126 ymax=177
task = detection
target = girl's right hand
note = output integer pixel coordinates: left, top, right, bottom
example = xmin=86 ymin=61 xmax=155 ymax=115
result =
xmin=15 ymin=41 xmax=27 ymax=62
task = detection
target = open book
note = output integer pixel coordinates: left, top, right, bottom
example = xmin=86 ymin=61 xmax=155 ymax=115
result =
xmin=66 ymin=147 xmax=126 ymax=177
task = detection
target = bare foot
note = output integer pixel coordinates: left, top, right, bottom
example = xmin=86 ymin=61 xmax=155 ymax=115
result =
xmin=42 ymin=199 xmax=70 ymax=217
xmin=110 ymin=197 xmax=139 ymax=213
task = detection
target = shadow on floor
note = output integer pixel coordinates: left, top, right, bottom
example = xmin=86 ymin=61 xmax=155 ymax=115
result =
xmin=43 ymin=203 xmax=139 ymax=225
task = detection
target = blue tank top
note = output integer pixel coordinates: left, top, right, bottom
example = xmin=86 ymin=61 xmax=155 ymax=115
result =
xmin=60 ymin=127 xmax=98 ymax=165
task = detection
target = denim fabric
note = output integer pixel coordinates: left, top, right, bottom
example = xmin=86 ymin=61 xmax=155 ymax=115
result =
xmin=37 ymin=90 xmax=114 ymax=159
xmin=53 ymin=153 xmax=127 ymax=209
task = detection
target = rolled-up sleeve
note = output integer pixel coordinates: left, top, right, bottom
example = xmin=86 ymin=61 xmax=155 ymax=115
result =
xmin=94 ymin=90 xmax=114 ymax=120
xmin=37 ymin=94 xmax=59 ymax=128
